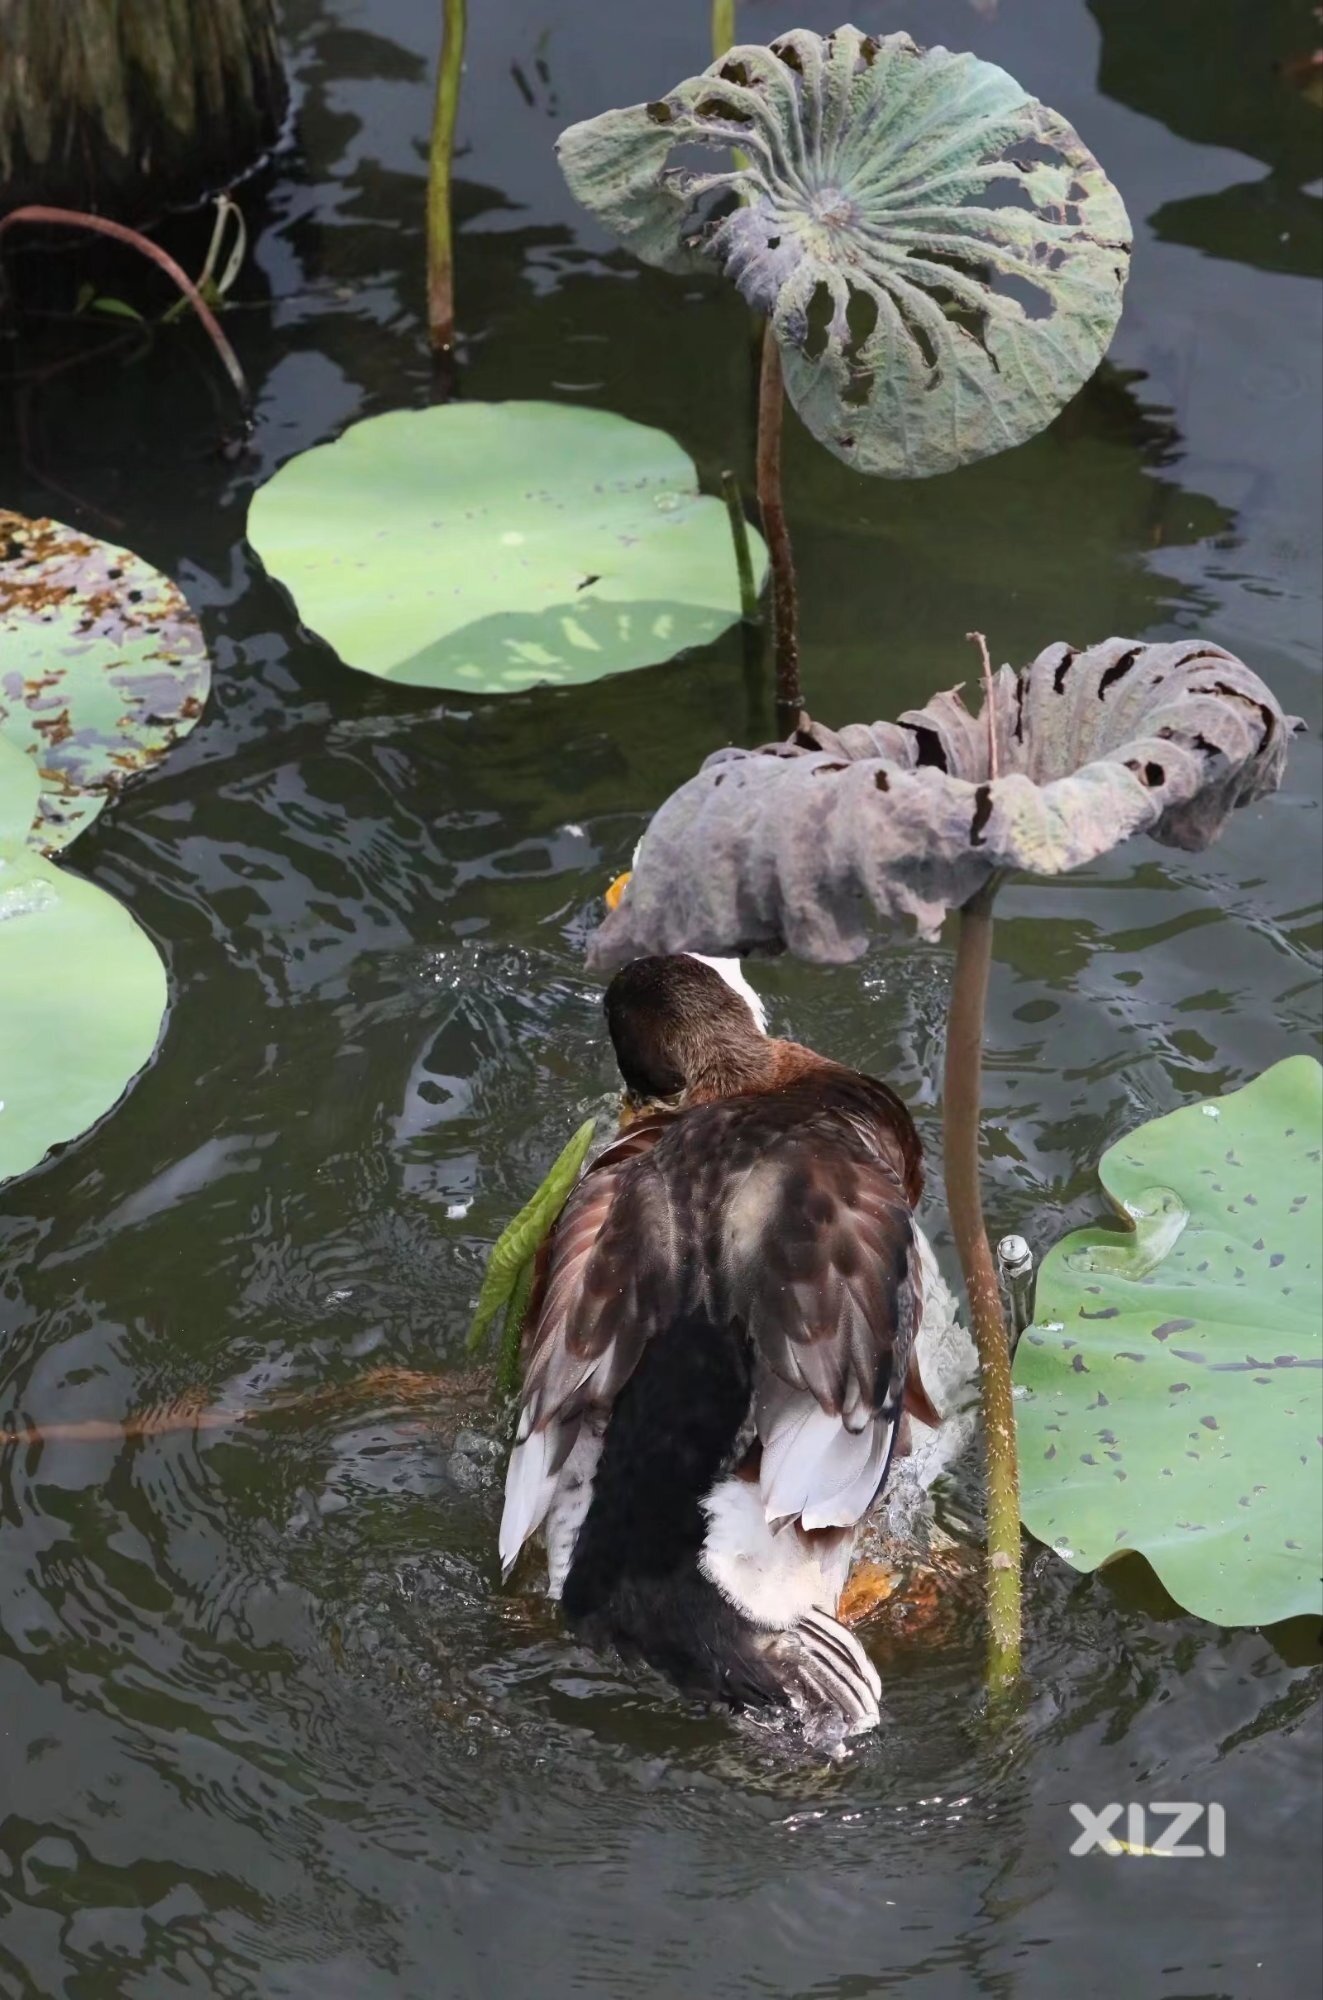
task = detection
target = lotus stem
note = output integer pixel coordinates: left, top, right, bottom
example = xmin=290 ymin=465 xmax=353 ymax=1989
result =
xmin=427 ymin=0 xmax=467 ymax=353
xmin=711 ymin=0 xmax=737 ymax=59
xmin=943 ymin=877 xmax=1022 ymax=1690
xmin=721 ymin=468 xmax=760 ymax=624
xmin=0 ymin=205 xmax=250 ymax=415
xmin=756 ymin=329 xmax=802 ymax=734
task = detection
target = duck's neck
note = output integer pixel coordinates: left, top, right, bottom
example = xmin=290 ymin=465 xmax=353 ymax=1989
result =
xmin=681 ymin=1033 xmax=789 ymax=1107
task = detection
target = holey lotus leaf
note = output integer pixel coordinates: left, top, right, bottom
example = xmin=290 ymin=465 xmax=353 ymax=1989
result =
xmin=558 ymin=26 xmax=1131 ymax=477
xmin=1015 ymin=1057 xmax=1323 ymax=1627
xmin=0 ymin=510 xmax=210 ymax=851
xmin=587 ymin=637 xmax=1300 ymax=969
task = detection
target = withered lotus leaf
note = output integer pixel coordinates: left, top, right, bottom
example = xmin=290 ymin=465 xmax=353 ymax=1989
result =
xmin=588 ymin=638 xmax=1299 ymax=968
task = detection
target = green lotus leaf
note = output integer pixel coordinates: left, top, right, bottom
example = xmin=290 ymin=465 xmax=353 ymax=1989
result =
xmin=0 ymin=734 xmax=40 ymax=856
xmin=558 ymin=26 xmax=1131 ymax=477
xmin=467 ymin=1117 xmax=599 ymax=1396
xmin=0 ymin=510 xmax=210 ymax=852
xmin=1015 ymin=1057 xmax=1323 ymax=1627
xmin=246 ymin=403 xmax=767 ymax=690
xmin=0 ymin=836 xmax=166 ymax=1185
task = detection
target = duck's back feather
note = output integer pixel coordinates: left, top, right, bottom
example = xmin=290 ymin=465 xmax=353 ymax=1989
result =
xmin=499 ymin=1059 xmax=926 ymax=1578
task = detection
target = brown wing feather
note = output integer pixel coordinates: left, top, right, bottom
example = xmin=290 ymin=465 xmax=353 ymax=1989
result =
xmin=695 ymin=1066 xmax=927 ymax=1527
xmin=517 ymin=1112 xmax=678 ymax=1438
xmin=731 ymin=1136 xmax=923 ymax=1425
xmin=504 ymin=1063 xmax=928 ymax=1561
xmin=499 ymin=1112 xmax=684 ymax=1572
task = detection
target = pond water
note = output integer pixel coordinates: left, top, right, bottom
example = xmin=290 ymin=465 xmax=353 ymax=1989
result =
xmin=1 ymin=1 xmax=1320 ymax=1994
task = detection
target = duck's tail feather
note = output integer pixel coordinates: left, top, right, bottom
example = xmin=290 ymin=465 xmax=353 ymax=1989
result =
xmin=556 ymin=1310 xmax=881 ymax=1732
xmin=757 ymin=1379 xmax=899 ymax=1531
xmin=499 ymin=1417 xmax=577 ymax=1578
xmin=765 ymin=1608 xmax=882 ymax=1729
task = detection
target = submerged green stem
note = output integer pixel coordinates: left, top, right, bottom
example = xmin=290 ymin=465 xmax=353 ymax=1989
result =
xmin=427 ymin=0 xmax=467 ymax=353
xmin=720 ymin=469 xmax=760 ymax=624
xmin=942 ymin=878 xmax=1022 ymax=1690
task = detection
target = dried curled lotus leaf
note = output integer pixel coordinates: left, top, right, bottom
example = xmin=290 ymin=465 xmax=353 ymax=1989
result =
xmin=558 ymin=26 xmax=1131 ymax=477
xmin=1014 ymin=1057 xmax=1323 ymax=1627
xmin=247 ymin=403 xmax=768 ymax=691
xmin=587 ymin=637 xmax=1298 ymax=968
xmin=0 ymin=510 xmax=210 ymax=852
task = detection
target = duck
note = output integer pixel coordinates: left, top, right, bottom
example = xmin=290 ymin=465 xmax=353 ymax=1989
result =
xmin=498 ymin=951 xmax=952 ymax=1734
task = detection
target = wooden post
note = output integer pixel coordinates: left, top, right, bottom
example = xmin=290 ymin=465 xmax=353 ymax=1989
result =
xmin=0 ymin=0 xmax=288 ymax=223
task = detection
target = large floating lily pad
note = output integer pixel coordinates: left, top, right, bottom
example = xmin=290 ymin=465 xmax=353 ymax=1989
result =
xmin=0 ymin=743 xmax=166 ymax=1185
xmin=0 ymin=509 xmax=210 ymax=851
xmin=559 ymin=27 xmax=1131 ymax=477
xmin=246 ymin=402 xmax=768 ymax=691
xmin=1015 ymin=1057 xmax=1323 ymax=1627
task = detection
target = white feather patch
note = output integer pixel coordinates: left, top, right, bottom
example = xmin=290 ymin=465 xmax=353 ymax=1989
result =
xmin=542 ymin=1419 xmax=604 ymax=1600
xmin=687 ymin=955 xmax=769 ymax=1035
xmin=758 ymin=1390 xmax=894 ymax=1531
xmin=699 ymin=1477 xmax=851 ymax=1627
xmin=498 ymin=1426 xmax=562 ymax=1577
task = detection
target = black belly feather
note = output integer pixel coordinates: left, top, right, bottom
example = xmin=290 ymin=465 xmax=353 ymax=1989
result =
xmin=560 ymin=1312 xmax=791 ymax=1708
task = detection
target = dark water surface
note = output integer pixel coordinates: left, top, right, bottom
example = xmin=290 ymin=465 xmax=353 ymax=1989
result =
xmin=2 ymin=2 xmax=1321 ymax=1995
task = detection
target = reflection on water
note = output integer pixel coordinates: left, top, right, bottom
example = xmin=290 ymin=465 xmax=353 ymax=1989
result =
xmin=1 ymin=0 xmax=1319 ymax=1993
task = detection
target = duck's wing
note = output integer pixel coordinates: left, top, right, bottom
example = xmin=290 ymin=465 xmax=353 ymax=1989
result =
xmin=498 ymin=1115 xmax=677 ymax=1575
xmin=719 ymin=1096 xmax=931 ymax=1532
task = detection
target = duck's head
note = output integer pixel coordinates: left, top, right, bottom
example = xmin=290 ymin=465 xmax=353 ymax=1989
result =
xmin=604 ymin=954 xmax=772 ymax=1108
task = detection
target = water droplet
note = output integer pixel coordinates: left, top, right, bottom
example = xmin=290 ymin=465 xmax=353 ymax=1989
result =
xmin=1053 ymin=1539 xmax=1075 ymax=1559
xmin=0 ymin=880 xmax=57 ymax=921
xmin=1013 ymin=1384 xmax=1033 ymax=1401
xmin=1201 ymin=1104 xmax=1220 ymax=1119
xmin=1043 ymin=1319 xmax=1065 ymax=1333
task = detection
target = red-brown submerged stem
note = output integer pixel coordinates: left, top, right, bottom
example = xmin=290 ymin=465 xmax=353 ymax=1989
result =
xmin=756 ymin=327 xmax=801 ymax=735
xmin=942 ymin=876 xmax=1022 ymax=1689
xmin=0 ymin=205 xmax=250 ymax=413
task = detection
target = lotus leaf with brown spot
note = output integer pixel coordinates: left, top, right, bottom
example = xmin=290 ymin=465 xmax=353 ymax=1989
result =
xmin=587 ymin=637 xmax=1299 ymax=968
xmin=0 ymin=510 xmax=209 ymax=851
xmin=559 ymin=26 xmax=1131 ymax=478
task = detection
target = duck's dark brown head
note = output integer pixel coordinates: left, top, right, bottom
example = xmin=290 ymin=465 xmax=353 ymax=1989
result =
xmin=604 ymin=954 xmax=773 ymax=1105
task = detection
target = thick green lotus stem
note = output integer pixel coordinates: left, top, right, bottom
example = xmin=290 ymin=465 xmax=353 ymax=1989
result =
xmin=711 ymin=1 xmax=736 ymax=59
xmin=943 ymin=878 xmax=1022 ymax=1689
xmin=757 ymin=330 xmax=802 ymax=734
xmin=427 ymin=0 xmax=467 ymax=352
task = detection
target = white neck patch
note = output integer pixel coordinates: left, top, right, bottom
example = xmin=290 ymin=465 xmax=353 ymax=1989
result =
xmin=687 ymin=954 xmax=769 ymax=1036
